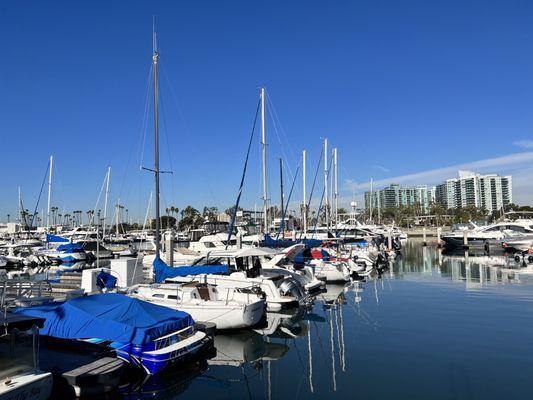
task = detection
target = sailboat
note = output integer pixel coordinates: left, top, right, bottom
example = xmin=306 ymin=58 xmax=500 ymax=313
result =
xmin=14 ymin=29 xmax=212 ymax=376
xmin=131 ymin=27 xmax=266 ymax=331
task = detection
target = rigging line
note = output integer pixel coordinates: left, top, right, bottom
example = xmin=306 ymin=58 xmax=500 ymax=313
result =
xmin=226 ymin=97 xmax=261 ymax=248
xmin=139 ymin=64 xmax=154 ymax=170
xmin=276 ymin=164 xmax=300 ymax=239
xmin=297 ymin=147 xmax=323 ymax=240
xmin=158 ymin=89 xmax=176 ymax=206
xmin=266 ymin=100 xmax=296 ymax=187
xmin=121 ymin=63 xmax=153 ymax=202
xmin=265 ymin=90 xmax=298 ymax=173
xmin=160 ymin=63 xmax=193 ymax=140
xmin=311 ymin=154 xmax=334 ymax=237
xmin=30 ymin=161 xmax=50 ymax=228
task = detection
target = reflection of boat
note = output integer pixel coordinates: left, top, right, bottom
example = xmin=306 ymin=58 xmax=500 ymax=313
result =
xmin=121 ymin=360 xmax=208 ymax=400
xmin=209 ymin=331 xmax=288 ymax=367
xmin=254 ymin=306 xmax=308 ymax=337
xmin=442 ymin=254 xmax=511 ymax=267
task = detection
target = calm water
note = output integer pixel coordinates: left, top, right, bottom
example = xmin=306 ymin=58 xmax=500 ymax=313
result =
xmin=47 ymin=240 xmax=533 ymax=399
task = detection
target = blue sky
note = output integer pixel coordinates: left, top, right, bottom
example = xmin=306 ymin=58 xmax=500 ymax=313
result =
xmin=1 ymin=0 xmax=533 ymax=222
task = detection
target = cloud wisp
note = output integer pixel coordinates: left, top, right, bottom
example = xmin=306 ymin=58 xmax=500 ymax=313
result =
xmin=341 ymin=151 xmax=533 ymax=205
xmin=513 ymin=140 xmax=533 ymax=149
xmin=372 ymin=164 xmax=390 ymax=173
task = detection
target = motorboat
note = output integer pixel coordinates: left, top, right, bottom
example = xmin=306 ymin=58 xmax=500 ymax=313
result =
xmin=164 ymin=248 xmax=306 ymax=311
xmin=442 ymin=220 xmax=533 ymax=248
xmin=0 ymin=314 xmax=53 ymax=400
xmin=130 ymin=281 xmax=265 ymax=330
xmin=261 ymin=244 xmax=325 ymax=294
xmin=14 ymin=293 xmax=212 ymax=375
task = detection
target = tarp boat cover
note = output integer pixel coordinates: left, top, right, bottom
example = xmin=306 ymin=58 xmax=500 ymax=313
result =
xmin=263 ymin=234 xmax=323 ymax=249
xmin=14 ymin=293 xmax=194 ymax=345
xmin=46 ymin=233 xmax=69 ymax=243
xmin=153 ymin=255 xmax=228 ymax=284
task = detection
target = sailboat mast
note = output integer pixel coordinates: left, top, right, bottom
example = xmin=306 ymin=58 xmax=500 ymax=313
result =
xmin=333 ymin=148 xmax=338 ymax=228
xmin=153 ymin=29 xmax=161 ymax=254
xmin=324 ymin=138 xmax=329 ymax=229
xmin=46 ymin=155 xmax=53 ymax=230
xmin=103 ymin=167 xmax=111 ymax=237
xmin=302 ymin=149 xmax=307 ymax=234
xmin=279 ymin=158 xmax=284 ymax=235
xmin=261 ymin=87 xmax=268 ymax=233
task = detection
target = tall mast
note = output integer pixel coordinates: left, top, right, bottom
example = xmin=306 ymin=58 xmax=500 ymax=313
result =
xmin=333 ymin=148 xmax=338 ymax=228
xmin=324 ymin=138 xmax=329 ymax=229
xmin=369 ymin=178 xmax=373 ymax=222
xmin=153 ymin=26 xmax=161 ymax=254
xmin=279 ymin=158 xmax=284 ymax=236
xmin=302 ymin=149 xmax=307 ymax=234
xmin=103 ymin=167 xmax=111 ymax=237
xmin=261 ymin=87 xmax=268 ymax=233
xmin=46 ymin=155 xmax=53 ymax=230
xmin=18 ymin=187 xmax=21 ymax=224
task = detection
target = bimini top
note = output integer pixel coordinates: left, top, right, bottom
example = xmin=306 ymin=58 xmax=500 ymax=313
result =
xmin=153 ymin=255 xmax=228 ymax=284
xmin=14 ymin=293 xmax=194 ymax=345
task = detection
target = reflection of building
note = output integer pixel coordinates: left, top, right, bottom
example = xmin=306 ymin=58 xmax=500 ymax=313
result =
xmin=435 ymin=171 xmax=512 ymax=211
xmin=364 ymin=184 xmax=432 ymax=212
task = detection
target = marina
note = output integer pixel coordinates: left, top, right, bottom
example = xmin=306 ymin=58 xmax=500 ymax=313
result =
xmin=2 ymin=2 xmax=533 ymax=399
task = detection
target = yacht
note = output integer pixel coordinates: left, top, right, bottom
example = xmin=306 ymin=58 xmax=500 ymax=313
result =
xmin=441 ymin=220 xmax=533 ymax=248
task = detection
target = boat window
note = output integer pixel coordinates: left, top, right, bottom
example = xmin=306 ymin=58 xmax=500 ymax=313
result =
xmin=204 ymin=242 xmax=216 ymax=248
xmin=508 ymin=225 xmax=526 ymax=233
xmin=168 ymin=295 xmax=178 ymax=300
xmin=485 ymin=227 xmax=501 ymax=232
xmin=152 ymin=294 xmax=164 ymax=298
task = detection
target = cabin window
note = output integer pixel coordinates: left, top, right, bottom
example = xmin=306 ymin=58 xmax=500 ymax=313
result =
xmin=152 ymin=294 xmax=164 ymax=298
xmin=204 ymin=242 xmax=216 ymax=248
xmin=193 ymin=293 xmax=197 ymax=298
xmin=168 ymin=295 xmax=178 ymax=300
xmin=508 ymin=225 xmax=526 ymax=233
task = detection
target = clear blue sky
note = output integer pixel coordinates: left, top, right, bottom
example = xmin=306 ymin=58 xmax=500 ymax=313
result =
xmin=2 ymin=0 xmax=533 ymax=222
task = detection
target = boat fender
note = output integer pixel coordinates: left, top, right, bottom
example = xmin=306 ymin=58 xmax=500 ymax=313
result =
xmin=528 ymin=255 xmax=533 ymax=264
xmin=514 ymin=255 xmax=522 ymax=263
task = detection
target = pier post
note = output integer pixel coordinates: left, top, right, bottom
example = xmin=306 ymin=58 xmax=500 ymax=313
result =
xmin=462 ymin=230 xmax=469 ymax=249
xmin=437 ymin=227 xmax=442 ymax=248
xmin=387 ymin=232 xmax=392 ymax=250
xmin=422 ymin=227 xmax=427 ymax=246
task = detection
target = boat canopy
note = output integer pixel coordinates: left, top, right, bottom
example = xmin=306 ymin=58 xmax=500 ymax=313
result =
xmin=14 ymin=293 xmax=194 ymax=345
xmin=57 ymin=242 xmax=84 ymax=252
xmin=153 ymin=255 xmax=229 ymax=283
xmin=46 ymin=234 xmax=69 ymax=243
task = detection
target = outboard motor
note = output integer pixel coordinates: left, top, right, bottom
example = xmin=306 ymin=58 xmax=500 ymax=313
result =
xmin=279 ymin=277 xmax=306 ymax=302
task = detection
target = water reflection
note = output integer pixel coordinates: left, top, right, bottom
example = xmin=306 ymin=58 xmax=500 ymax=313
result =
xmin=44 ymin=241 xmax=533 ymax=399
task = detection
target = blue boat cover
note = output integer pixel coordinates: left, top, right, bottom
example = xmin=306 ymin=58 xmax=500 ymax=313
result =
xmin=96 ymin=271 xmax=117 ymax=289
xmin=153 ymin=255 xmax=229 ymax=284
xmin=57 ymin=242 xmax=84 ymax=252
xmin=14 ymin=293 xmax=194 ymax=345
xmin=46 ymin=234 xmax=69 ymax=243
xmin=263 ymin=234 xmax=322 ymax=249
